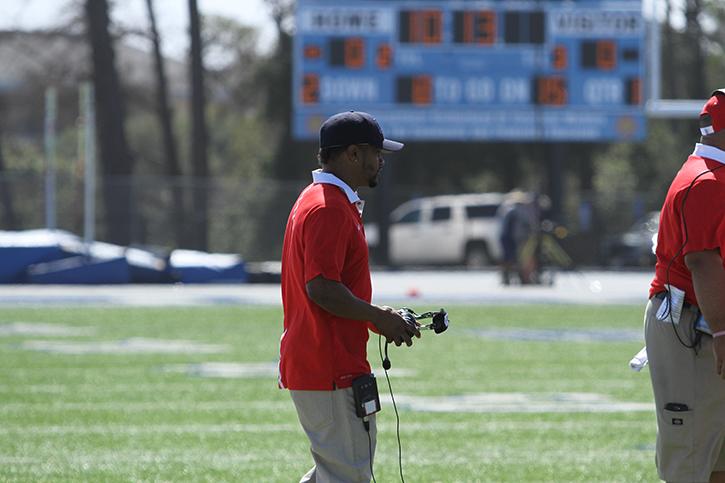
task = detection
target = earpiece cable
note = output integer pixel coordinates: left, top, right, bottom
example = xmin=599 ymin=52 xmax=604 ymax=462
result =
xmin=664 ymin=164 xmax=724 ymax=349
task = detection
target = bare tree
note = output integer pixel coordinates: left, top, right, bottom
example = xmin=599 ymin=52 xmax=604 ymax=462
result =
xmin=684 ymin=0 xmax=707 ymax=97
xmin=145 ymin=0 xmax=186 ymax=248
xmin=85 ymin=0 xmax=134 ymax=245
xmin=0 ymin=117 xmax=19 ymax=230
xmin=662 ymin=0 xmax=678 ymax=98
xmin=188 ymin=0 xmax=209 ymax=250
xmin=262 ymin=0 xmax=295 ymax=179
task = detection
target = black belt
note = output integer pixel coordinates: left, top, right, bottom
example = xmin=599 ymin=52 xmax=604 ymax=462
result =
xmin=653 ymin=291 xmax=696 ymax=310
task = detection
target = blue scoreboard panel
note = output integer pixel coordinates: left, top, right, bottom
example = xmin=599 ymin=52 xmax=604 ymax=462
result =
xmin=293 ymin=0 xmax=645 ymax=142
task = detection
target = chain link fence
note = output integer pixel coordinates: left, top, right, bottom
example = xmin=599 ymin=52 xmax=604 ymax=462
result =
xmin=0 ymin=171 xmax=662 ymax=265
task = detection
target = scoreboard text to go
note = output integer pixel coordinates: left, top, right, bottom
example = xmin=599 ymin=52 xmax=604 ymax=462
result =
xmin=302 ymin=70 xmax=642 ymax=107
xmin=301 ymin=74 xmax=642 ymax=106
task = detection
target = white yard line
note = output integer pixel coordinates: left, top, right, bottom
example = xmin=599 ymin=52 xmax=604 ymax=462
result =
xmin=0 ymin=418 xmax=653 ymax=438
xmin=0 ymin=392 xmax=652 ymax=415
xmin=18 ymin=338 xmax=228 ymax=354
xmin=0 ymin=400 xmax=292 ymax=412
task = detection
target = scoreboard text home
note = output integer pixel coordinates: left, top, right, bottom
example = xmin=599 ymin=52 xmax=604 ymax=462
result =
xmin=294 ymin=1 xmax=645 ymax=142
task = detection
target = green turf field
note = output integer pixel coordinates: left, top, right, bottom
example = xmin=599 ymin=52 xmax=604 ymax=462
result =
xmin=0 ymin=304 xmax=657 ymax=482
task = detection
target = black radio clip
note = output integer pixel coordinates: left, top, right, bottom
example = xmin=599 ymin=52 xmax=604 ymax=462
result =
xmin=352 ymin=373 xmax=381 ymax=418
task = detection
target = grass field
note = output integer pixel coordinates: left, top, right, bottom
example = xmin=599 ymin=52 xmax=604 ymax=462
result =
xmin=0 ymin=304 xmax=658 ymax=482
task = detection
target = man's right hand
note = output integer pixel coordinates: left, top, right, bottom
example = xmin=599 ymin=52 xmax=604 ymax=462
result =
xmin=372 ymin=306 xmax=421 ymax=347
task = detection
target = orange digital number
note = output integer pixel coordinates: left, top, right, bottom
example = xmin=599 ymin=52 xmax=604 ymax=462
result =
xmin=463 ymin=12 xmax=473 ymax=43
xmin=596 ymin=40 xmax=616 ymax=70
xmin=304 ymin=45 xmax=321 ymax=59
xmin=407 ymin=10 xmax=442 ymax=44
xmin=628 ymin=78 xmax=642 ymax=105
xmin=456 ymin=11 xmax=495 ymax=45
xmin=421 ymin=11 xmax=442 ymax=44
xmin=412 ymin=75 xmax=433 ymax=105
xmin=344 ymin=38 xmax=365 ymax=69
xmin=376 ymin=43 xmax=392 ymax=69
xmin=536 ymin=77 xmax=567 ymax=106
xmin=552 ymin=45 xmax=567 ymax=70
xmin=474 ymin=11 xmax=495 ymax=44
xmin=302 ymin=74 xmax=319 ymax=104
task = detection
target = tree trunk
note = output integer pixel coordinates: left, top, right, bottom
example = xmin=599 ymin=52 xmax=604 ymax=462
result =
xmin=145 ymin=0 xmax=186 ymax=248
xmin=263 ymin=1 xmax=296 ymax=180
xmin=684 ymin=0 xmax=707 ymax=98
xmin=85 ymin=0 xmax=134 ymax=245
xmin=0 ymin=123 xmax=19 ymax=230
xmin=188 ymin=0 xmax=209 ymax=251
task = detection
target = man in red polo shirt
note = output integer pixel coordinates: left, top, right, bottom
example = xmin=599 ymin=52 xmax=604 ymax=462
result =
xmin=280 ymin=111 xmax=420 ymax=482
xmin=645 ymin=89 xmax=725 ymax=483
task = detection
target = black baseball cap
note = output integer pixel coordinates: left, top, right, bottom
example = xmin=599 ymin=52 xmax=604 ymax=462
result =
xmin=319 ymin=111 xmax=404 ymax=152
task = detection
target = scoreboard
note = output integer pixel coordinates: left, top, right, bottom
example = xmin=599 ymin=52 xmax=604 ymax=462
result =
xmin=293 ymin=0 xmax=645 ymax=142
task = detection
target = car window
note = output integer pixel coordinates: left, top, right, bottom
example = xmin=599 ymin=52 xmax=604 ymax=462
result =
xmin=431 ymin=206 xmax=451 ymax=222
xmin=465 ymin=204 xmax=499 ymax=219
xmin=396 ymin=209 xmax=421 ymax=224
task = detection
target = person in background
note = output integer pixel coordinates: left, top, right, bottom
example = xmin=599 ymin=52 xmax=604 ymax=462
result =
xmin=279 ymin=111 xmax=421 ymax=482
xmin=499 ymin=190 xmax=534 ymax=285
xmin=645 ymin=89 xmax=725 ymax=483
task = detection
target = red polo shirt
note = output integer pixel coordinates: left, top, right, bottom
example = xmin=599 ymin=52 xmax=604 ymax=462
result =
xmin=650 ymin=144 xmax=725 ymax=306
xmin=279 ymin=173 xmax=373 ymax=390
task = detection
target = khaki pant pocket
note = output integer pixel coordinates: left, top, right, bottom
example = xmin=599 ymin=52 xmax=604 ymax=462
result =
xmin=291 ymin=390 xmax=335 ymax=431
xmin=657 ymin=409 xmax=694 ymax=480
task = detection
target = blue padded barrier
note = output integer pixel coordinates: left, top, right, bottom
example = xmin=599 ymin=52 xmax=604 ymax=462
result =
xmin=169 ymin=249 xmax=247 ymax=283
xmin=0 ymin=246 xmax=72 ymax=283
xmin=27 ymin=256 xmax=131 ymax=284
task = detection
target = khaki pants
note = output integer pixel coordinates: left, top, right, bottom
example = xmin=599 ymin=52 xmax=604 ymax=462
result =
xmin=645 ymin=297 xmax=725 ymax=482
xmin=290 ymin=387 xmax=376 ymax=483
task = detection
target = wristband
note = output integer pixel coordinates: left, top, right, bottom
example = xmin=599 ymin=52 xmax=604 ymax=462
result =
xmin=712 ymin=330 xmax=725 ymax=339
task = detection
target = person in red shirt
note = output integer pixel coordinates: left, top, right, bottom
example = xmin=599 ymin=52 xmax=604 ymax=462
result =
xmin=280 ymin=111 xmax=421 ymax=482
xmin=645 ymin=89 xmax=725 ymax=483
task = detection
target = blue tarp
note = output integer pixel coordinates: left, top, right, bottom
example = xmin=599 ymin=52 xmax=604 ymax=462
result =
xmin=0 ymin=230 xmax=247 ymax=284
xmin=0 ymin=230 xmax=80 ymax=283
xmin=27 ymin=256 xmax=131 ymax=284
xmin=169 ymin=249 xmax=247 ymax=283
xmin=0 ymin=246 xmax=71 ymax=283
xmin=89 ymin=242 xmax=171 ymax=284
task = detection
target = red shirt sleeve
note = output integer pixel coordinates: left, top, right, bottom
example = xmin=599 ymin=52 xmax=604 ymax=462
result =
xmin=680 ymin=179 xmax=725 ymax=258
xmin=302 ymin=205 xmax=354 ymax=283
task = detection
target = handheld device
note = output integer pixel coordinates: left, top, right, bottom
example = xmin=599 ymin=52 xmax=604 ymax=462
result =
xmin=397 ymin=307 xmax=449 ymax=334
xmin=383 ymin=308 xmax=450 ymax=371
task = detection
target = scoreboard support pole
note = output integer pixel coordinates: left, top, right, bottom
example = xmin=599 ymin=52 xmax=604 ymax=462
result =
xmin=546 ymin=143 xmax=565 ymax=223
xmin=375 ymin=159 xmax=393 ymax=266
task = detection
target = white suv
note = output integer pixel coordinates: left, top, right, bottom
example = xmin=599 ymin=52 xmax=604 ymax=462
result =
xmin=370 ymin=193 xmax=505 ymax=267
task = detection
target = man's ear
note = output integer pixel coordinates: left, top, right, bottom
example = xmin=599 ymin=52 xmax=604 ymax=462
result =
xmin=345 ymin=145 xmax=359 ymax=163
